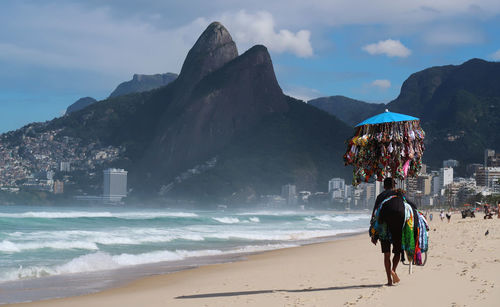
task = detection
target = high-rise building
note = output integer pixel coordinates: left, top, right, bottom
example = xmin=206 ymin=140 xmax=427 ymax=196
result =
xmin=406 ymin=177 xmax=418 ymax=195
xmin=374 ymin=180 xmax=383 ymax=197
xmin=431 ymin=172 xmax=440 ymax=195
xmin=476 ymin=167 xmax=500 ymax=188
xmin=60 ymin=161 xmax=71 ymax=172
xmin=439 ymin=167 xmax=453 ymax=190
xmin=420 ymin=164 xmax=427 ymax=175
xmin=281 ymin=184 xmax=296 ymax=205
xmin=417 ymin=175 xmax=432 ymax=195
xmin=345 ymin=185 xmax=353 ymax=200
xmin=485 ymin=149 xmax=496 ymax=167
xmin=356 ymin=183 xmax=375 ymax=208
xmin=103 ymin=168 xmax=128 ymax=201
xmin=484 ymin=149 xmax=500 ymax=167
xmin=328 ymin=178 xmax=345 ymax=193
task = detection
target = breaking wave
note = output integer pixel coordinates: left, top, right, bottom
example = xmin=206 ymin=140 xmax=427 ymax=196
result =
xmin=0 ymin=244 xmax=297 ymax=282
xmin=305 ymin=214 xmax=370 ymax=222
xmin=212 ymin=217 xmax=240 ymax=224
xmin=0 ymin=211 xmax=199 ymax=219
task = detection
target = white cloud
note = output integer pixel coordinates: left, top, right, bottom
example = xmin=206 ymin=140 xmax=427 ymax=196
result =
xmin=218 ymin=10 xmax=313 ymax=57
xmin=491 ymin=49 xmax=500 ymax=60
xmin=71 ymin=1 xmax=500 ymax=30
xmin=371 ymin=79 xmax=391 ymax=89
xmin=0 ymin=4 xmax=313 ymax=83
xmin=363 ymin=39 xmax=411 ymax=58
xmin=0 ymin=3 xmax=208 ymax=78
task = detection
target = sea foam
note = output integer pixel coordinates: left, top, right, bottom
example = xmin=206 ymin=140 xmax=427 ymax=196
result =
xmin=0 ymin=211 xmax=199 ymax=219
xmin=0 ymin=244 xmax=297 ymax=282
xmin=0 ymin=240 xmax=99 ymax=253
xmin=305 ymin=214 xmax=370 ymax=222
xmin=1 ymin=229 xmax=207 ymax=253
xmin=212 ymin=217 xmax=240 ymax=224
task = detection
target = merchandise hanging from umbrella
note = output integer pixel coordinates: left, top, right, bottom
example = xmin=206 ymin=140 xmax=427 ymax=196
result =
xmin=343 ymin=109 xmax=425 ymax=186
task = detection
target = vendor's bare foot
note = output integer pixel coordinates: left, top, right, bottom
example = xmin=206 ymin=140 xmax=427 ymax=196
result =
xmin=391 ymin=271 xmax=400 ymax=283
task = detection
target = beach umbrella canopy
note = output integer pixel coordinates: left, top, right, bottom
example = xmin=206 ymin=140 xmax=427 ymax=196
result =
xmin=356 ymin=110 xmax=419 ymax=127
xmin=344 ymin=109 xmax=425 ymax=186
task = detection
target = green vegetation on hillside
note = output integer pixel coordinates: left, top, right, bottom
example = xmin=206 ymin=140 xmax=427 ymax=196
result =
xmin=309 ymin=59 xmax=500 ymax=174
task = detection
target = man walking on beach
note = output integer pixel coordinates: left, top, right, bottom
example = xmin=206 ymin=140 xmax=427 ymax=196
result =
xmin=371 ymin=178 xmax=405 ymax=286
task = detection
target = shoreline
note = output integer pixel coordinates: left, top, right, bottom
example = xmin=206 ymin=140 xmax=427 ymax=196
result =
xmin=7 ymin=217 xmax=500 ymax=306
xmin=0 ymin=230 xmax=365 ymax=305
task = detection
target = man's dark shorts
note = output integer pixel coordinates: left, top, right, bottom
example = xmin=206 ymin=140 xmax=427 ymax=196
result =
xmin=381 ymin=236 xmax=402 ymax=254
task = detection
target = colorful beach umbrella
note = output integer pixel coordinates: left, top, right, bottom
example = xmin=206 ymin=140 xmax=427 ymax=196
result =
xmin=344 ymin=109 xmax=425 ymax=186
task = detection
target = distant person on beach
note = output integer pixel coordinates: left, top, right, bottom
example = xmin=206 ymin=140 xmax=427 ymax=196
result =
xmin=440 ymin=211 xmax=445 ymax=221
xmin=484 ymin=205 xmax=493 ymax=219
xmin=446 ymin=210 xmax=451 ymax=223
xmin=370 ymin=177 xmax=405 ymax=286
xmin=429 ymin=213 xmax=433 ymax=222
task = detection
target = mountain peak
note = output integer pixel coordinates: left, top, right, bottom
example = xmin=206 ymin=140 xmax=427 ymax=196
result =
xmin=177 ymin=22 xmax=238 ymax=87
xmin=109 ymin=73 xmax=178 ymax=98
xmin=243 ymin=45 xmax=270 ymax=62
xmin=463 ymin=58 xmax=488 ymax=65
xmin=66 ymin=97 xmax=97 ymax=114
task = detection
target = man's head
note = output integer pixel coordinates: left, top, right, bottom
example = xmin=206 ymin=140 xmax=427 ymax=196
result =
xmin=383 ymin=177 xmax=395 ymax=190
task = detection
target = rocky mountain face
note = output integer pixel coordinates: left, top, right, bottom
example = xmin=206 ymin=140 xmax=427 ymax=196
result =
xmin=145 ymin=45 xmax=290 ymax=182
xmin=66 ymin=97 xmax=97 ymax=114
xmin=175 ymin=22 xmax=239 ymax=93
xmin=308 ymin=96 xmax=384 ymax=126
xmin=23 ymin=22 xmax=352 ymax=202
xmin=109 ymin=73 xmax=178 ymax=98
xmin=135 ymin=22 xmax=328 ymax=193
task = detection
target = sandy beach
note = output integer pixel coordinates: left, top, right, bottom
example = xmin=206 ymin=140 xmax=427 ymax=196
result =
xmin=7 ymin=214 xmax=500 ymax=307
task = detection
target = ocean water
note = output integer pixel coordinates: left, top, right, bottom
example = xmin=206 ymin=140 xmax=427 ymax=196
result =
xmin=0 ymin=205 xmax=370 ymax=303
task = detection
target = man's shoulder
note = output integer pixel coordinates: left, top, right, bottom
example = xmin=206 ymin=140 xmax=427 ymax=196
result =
xmin=376 ymin=190 xmax=394 ymax=199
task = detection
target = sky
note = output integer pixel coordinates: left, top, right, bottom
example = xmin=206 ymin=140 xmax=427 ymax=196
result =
xmin=1 ymin=0 xmax=500 ymax=133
